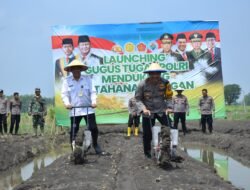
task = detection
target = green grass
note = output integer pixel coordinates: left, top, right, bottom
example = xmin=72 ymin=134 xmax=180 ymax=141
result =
xmin=225 ymin=105 xmax=250 ymax=120
xmin=8 ymin=105 xmax=63 ymax=136
xmin=5 ymin=104 xmax=249 ymax=137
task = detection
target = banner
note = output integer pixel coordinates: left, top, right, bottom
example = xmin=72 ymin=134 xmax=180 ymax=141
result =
xmin=51 ymin=21 xmax=225 ymax=126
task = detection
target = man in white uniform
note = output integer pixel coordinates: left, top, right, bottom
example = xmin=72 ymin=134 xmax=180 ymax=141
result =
xmin=61 ymin=59 xmax=103 ymax=154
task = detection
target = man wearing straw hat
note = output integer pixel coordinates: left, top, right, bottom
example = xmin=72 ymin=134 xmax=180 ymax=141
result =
xmin=61 ymin=59 xmax=103 ymax=154
xmin=135 ymin=62 xmax=172 ymax=166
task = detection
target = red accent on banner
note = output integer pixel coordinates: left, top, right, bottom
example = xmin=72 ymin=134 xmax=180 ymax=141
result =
xmin=90 ymin=37 xmax=116 ymax=50
xmin=51 ymin=36 xmax=116 ymax=50
xmin=51 ymin=36 xmax=78 ymax=49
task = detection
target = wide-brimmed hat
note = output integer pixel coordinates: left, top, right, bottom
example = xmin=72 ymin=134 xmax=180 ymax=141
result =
xmin=175 ymin=87 xmax=184 ymax=91
xmin=64 ymin=59 xmax=88 ymax=72
xmin=143 ymin=62 xmax=167 ymax=73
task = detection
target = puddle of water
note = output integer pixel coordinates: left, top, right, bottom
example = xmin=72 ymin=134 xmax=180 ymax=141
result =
xmin=0 ymin=146 xmax=70 ymax=190
xmin=182 ymin=144 xmax=250 ymax=190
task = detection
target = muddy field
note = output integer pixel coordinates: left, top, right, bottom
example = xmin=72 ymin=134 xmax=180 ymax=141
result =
xmin=0 ymin=120 xmax=249 ymax=190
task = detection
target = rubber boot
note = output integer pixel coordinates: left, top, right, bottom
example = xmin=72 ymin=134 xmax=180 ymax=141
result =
xmin=134 ymin=127 xmax=139 ymax=136
xmin=127 ymin=127 xmax=131 ymax=137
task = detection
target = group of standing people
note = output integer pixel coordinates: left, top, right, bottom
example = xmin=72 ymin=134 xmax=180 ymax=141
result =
xmin=0 ymin=89 xmax=22 ymax=136
xmin=172 ymin=87 xmax=215 ymax=134
xmin=0 ymin=88 xmax=47 ymax=137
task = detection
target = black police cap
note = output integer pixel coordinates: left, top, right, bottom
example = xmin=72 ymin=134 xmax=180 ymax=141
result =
xmin=206 ymin=32 xmax=216 ymax=39
xmin=160 ymin=33 xmax=173 ymax=41
xmin=62 ymin=38 xmax=73 ymax=45
xmin=78 ymin=35 xmax=90 ymax=43
xmin=176 ymin=33 xmax=187 ymax=41
xmin=189 ymin=32 xmax=203 ymax=40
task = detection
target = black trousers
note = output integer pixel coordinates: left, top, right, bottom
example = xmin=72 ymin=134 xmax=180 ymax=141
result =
xmin=10 ymin=115 xmax=21 ymax=134
xmin=173 ymin=112 xmax=187 ymax=133
xmin=142 ymin=113 xmax=171 ymax=155
xmin=128 ymin=114 xmax=140 ymax=128
xmin=70 ymin=113 xmax=99 ymax=146
xmin=201 ymin=114 xmax=213 ymax=133
xmin=0 ymin=113 xmax=7 ymax=134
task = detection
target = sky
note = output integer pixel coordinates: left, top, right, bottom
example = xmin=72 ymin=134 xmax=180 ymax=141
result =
xmin=0 ymin=0 xmax=249 ymax=98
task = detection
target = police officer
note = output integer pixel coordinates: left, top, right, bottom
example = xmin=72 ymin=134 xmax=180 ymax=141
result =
xmin=9 ymin=92 xmax=22 ymax=135
xmin=198 ymin=89 xmax=215 ymax=133
xmin=0 ymin=89 xmax=9 ymax=136
xmin=160 ymin=33 xmax=184 ymax=62
xmin=28 ymin=88 xmax=47 ymax=136
xmin=127 ymin=97 xmax=141 ymax=137
xmin=55 ymin=38 xmax=76 ymax=80
xmin=76 ymin=35 xmax=103 ymax=67
xmin=61 ymin=59 xmax=104 ymax=154
xmin=135 ymin=62 xmax=172 ymax=166
xmin=187 ymin=32 xmax=212 ymax=70
xmin=172 ymin=87 xmax=189 ymax=135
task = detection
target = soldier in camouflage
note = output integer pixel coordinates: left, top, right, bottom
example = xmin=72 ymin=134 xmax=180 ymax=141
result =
xmin=28 ymin=88 xmax=47 ymax=136
xmin=135 ymin=62 xmax=172 ymax=167
xmin=187 ymin=32 xmax=212 ymax=70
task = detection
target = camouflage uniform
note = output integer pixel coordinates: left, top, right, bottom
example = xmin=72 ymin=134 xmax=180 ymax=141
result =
xmin=28 ymin=95 xmax=47 ymax=136
xmin=135 ymin=77 xmax=172 ymax=165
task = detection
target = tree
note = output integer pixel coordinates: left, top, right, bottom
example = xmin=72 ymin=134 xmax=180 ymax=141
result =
xmin=224 ymin=84 xmax=241 ymax=105
xmin=244 ymin=92 xmax=250 ymax=106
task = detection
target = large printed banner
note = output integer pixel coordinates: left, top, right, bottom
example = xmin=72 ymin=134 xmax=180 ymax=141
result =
xmin=51 ymin=21 xmax=225 ymax=126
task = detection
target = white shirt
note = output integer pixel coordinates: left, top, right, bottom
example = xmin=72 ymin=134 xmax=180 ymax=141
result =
xmin=0 ymin=96 xmax=9 ymax=114
xmin=61 ymin=75 xmax=97 ymax=117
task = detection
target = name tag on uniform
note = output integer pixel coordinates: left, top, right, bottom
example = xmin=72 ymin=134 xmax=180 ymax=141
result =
xmin=78 ymin=85 xmax=84 ymax=97
xmin=78 ymin=90 xmax=83 ymax=97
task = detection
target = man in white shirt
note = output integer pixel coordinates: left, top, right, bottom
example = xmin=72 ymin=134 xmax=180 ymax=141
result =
xmin=76 ymin=35 xmax=103 ymax=67
xmin=55 ymin=38 xmax=76 ymax=80
xmin=61 ymin=59 xmax=103 ymax=154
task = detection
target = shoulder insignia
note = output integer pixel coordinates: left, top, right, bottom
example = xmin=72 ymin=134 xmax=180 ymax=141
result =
xmin=91 ymin=54 xmax=103 ymax=64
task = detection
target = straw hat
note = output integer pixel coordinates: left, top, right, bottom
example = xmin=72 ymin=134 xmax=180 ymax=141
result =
xmin=64 ymin=59 xmax=88 ymax=72
xmin=175 ymin=87 xmax=184 ymax=91
xmin=143 ymin=62 xmax=167 ymax=73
